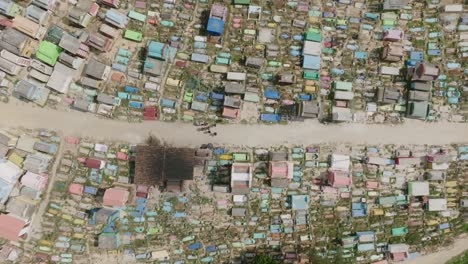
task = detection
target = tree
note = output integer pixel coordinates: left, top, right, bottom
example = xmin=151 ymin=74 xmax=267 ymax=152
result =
xmin=145 ymin=134 xmax=162 ymax=146
xmin=253 ymin=255 xmax=277 ymax=264
xmin=405 ymin=232 xmax=422 ymax=245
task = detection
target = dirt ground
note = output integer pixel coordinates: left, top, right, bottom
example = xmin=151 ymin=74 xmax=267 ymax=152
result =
xmin=89 ymin=253 xmax=135 ymax=264
xmin=240 ymin=101 xmax=260 ymax=123
xmin=440 ymin=0 xmax=465 ymax=4
xmin=1 ymin=100 xmax=468 ymax=147
xmin=404 ymin=236 xmax=468 ymax=264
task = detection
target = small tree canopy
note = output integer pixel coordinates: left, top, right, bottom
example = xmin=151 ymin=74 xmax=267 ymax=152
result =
xmin=253 ymin=255 xmax=277 ymax=264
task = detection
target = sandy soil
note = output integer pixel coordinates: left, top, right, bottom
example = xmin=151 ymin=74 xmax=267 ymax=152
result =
xmin=404 ymin=236 xmax=468 ymax=264
xmin=440 ymin=0 xmax=464 ymax=4
xmin=1 ymin=101 xmax=467 ymax=147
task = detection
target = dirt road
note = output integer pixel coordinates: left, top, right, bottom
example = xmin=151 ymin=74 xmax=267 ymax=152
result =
xmin=1 ymin=102 xmax=468 ymax=146
xmin=404 ymin=236 xmax=468 ymax=264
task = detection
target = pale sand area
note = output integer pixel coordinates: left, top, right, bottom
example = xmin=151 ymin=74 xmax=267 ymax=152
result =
xmin=404 ymin=236 xmax=468 ymax=264
xmin=1 ymin=102 xmax=468 ymax=146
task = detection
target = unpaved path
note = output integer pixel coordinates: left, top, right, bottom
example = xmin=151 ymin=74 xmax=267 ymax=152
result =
xmin=26 ymin=137 xmax=64 ymax=243
xmin=404 ymin=236 xmax=468 ymax=264
xmin=1 ymin=102 xmax=467 ymax=146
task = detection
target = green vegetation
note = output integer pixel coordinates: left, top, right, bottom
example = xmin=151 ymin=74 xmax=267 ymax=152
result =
xmin=462 ymin=224 xmax=468 ymax=233
xmin=253 ymin=255 xmax=278 ymax=264
xmin=406 ymin=232 xmax=422 ymax=245
xmin=309 ymin=248 xmax=349 ymax=264
xmin=446 ymin=250 xmax=468 ymax=264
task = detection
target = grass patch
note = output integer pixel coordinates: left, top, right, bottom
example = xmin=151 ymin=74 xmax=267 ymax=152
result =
xmin=446 ymin=250 xmax=468 ymax=264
